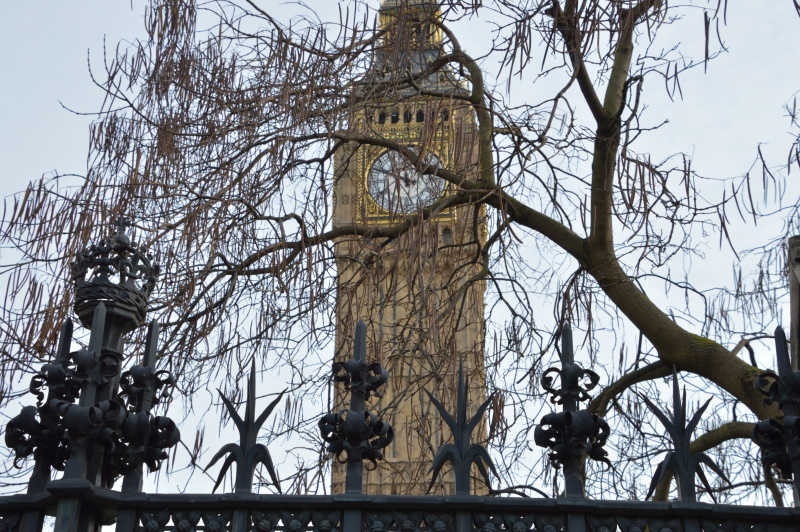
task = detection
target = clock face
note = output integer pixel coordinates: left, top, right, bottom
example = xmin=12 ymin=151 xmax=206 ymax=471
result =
xmin=368 ymin=151 xmax=444 ymax=213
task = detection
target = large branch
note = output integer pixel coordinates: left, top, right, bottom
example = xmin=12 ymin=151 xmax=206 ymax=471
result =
xmin=603 ymin=2 xmax=661 ymax=116
xmin=547 ymin=1 xmax=604 ymax=122
xmin=483 ymin=192 xmax=584 ymax=260
xmin=589 ymin=0 xmax=661 ymax=250
xmin=435 ymin=22 xmax=495 ymax=187
xmin=587 ymin=360 xmax=671 ymax=416
xmin=545 ymin=0 xmax=778 ymax=423
xmin=581 ymin=254 xmax=775 ymax=420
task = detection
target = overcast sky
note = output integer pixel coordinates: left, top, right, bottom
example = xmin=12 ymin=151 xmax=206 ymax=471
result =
xmin=1 ymin=2 xmax=797 ymax=225
xmin=0 ymin=2 xmax=796 ymax=231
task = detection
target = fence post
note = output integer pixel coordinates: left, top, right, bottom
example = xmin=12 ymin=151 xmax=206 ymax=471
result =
xmin=16 ymin=320 xmax=76 ymax=532
xmin=560 ymin=327 xmax=585 ymax=532
xmin=319 ymin=320 xmax=393 ymax=532
xmin=116 ymin=321 xmax=169 ymax=532
xmin=342 ymin=322 xmax=367 ymax=532
xmin=534 ymin=324 xmax=612 ymax=532
xmin=52 ymin=303 xmax=107 ymax=532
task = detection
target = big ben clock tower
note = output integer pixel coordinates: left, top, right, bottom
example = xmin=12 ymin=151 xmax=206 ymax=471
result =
xmin=331 ymin=0 xmax=487 ymax=495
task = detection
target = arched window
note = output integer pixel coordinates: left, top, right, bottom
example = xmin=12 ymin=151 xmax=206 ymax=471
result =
xmin=416 ymin=110 xmax=425 ymax=122
xmin=378 ymin=112 xmax=387 ymax=124
xmin=404 ymin=109 xmax=412 ymax=123
xmin=391 ymin=110 xmax=400 ymax=124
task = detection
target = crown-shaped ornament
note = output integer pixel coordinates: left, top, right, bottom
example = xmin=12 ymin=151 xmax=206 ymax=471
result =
xmin=70 ymin=218 xmax=159 ymax=349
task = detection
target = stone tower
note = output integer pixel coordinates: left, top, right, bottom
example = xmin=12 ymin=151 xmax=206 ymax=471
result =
xmin=331 ymin=0 xmax=487 ymax=495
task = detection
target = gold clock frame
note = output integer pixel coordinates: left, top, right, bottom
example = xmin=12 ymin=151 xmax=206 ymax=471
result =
xmin=353 ymin=103 xmax=459 ymax=225
xmin=359 ymin=146 xmax=454 ymax=224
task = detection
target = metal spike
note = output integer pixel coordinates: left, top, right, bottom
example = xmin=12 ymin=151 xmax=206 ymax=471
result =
xmin=426 ymin=358 xmax=496 ymax=495
xmin=142 ymin=321 xmax=159 ymax=369
xmin=561 ymin=323 xmax=574 ymax=365
xmin=246 ymin=358 xmax=257 ymax=429
xmin=456 ymin=359 xmax=467 ymax=432
xmin=774 ymin=326 xmax=790 ymax=376
xmin=354 ymin=320 xmax=367 ymax=364
xmin=671 ymin=368 xmax=682 ymax=428
xmin=55 ymin=319 xmax=73 ymax=365
xmin=643 ymin=366 xmax=728 ymax=501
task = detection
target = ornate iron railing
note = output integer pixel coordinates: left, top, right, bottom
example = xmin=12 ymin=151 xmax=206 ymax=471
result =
xmin=1 ymin=221 xmax=799 ymax=532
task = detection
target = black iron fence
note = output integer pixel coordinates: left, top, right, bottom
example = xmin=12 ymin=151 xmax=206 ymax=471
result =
xmin=2 ymin=221 xmax=799 ymax=532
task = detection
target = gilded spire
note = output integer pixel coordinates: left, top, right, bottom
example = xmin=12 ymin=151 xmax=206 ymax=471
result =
xmin=379 ymin=0 xmax=442 ymax=51
xmin=380 ymin=0 xmax=439 ymax=11
xmin=370 ymin=0 xmax=464 ymax=98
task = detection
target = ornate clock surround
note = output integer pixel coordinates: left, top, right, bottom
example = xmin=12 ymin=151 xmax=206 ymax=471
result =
xmin=353 ymin=103 xmax=464 ymax=225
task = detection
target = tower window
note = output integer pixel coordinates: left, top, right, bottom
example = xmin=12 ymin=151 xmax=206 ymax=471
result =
xmin=391 ymin=110 xmax=400 ymax=124
xmin=416 ymin=110 xmax=424 ymax=122
xmin=441 ymin=227 xmax=453 ymax=244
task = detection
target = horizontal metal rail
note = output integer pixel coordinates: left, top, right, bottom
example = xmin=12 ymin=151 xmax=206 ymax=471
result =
xmin=1 ymin=486 xmax=798 ymax=532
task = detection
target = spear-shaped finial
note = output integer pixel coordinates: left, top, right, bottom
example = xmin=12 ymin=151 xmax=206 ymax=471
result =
xmin=205 ymin=359 xmax=285 ymax=493
xmin=425 ymin=359 xmax=497 ymax=495
xmin=642 ymin=367 xmax=729 ymax=502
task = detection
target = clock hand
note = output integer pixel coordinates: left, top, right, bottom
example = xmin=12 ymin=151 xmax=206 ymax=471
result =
xmin=398 ymin=170 xmax=418 ymax=187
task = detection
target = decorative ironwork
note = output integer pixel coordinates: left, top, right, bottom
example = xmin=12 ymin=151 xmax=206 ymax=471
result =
xmin=71 ymin=218 xmax=159 ymax=343
xmin=171 ymin=511 xmax=202 ymax=532
xmin=470 ymin=513 xmax=565 ymax=532
xmin=363 ymin=511 xmax=456 ymax=532
xmin=110 ymin=320 xmax=180 ymax=486
xmin=6 ymin=307 xmax=178 ymax=490
xmin=138 ymin=510 xmax=171 ymax=532
xmin=541 ymin=364 xmax=600 ymax=406
xmin=5 ymin=320 xmax=78 ymax=490
xmin=203 ymin=511 xmax=234 ymax=532
xmin=534 ymin=323 xmax=610 ymax=497
xmin=332 ymin=357 xmax=388 ymax=402
xmin=425 ymin=359 xmax=498 ymax=495
xmin=205 ymin=359 xmax=285 ymax=493
xmin=641 ymin=367 xmax=729 ymax=502
xmin=311 ymin=512 xmax=342 ymax=532
xmin=751 ymin=326 xmax=800 ymax=493
xmin=318 ymin=408 xmax=393 ymax=465
xmin=422 ymin=514 xmax=453 ymax=532
xmin=4 ymin=220 xmax=180 ymax=532
xmin=472 ymin=513 xmax=503 ymax=532
xmin=251 ymin=511 xmax=281 ymax=532
xmin=319 ymin=320 xmax=393 ymax=493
